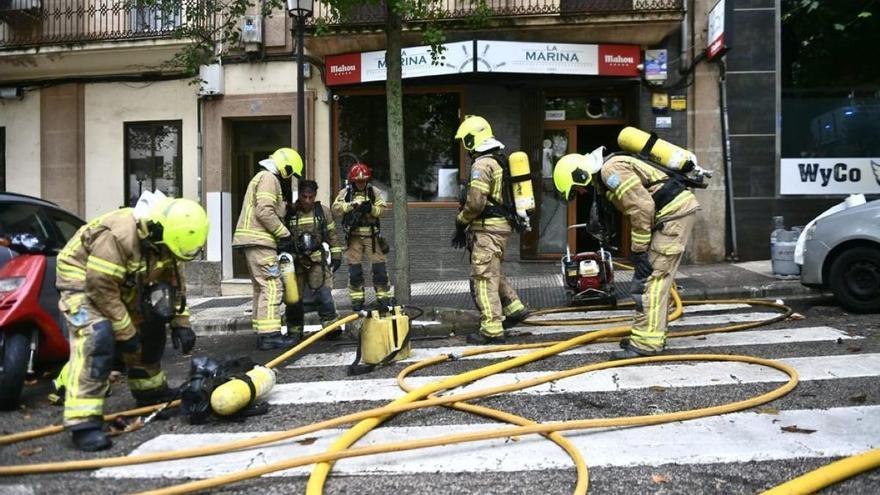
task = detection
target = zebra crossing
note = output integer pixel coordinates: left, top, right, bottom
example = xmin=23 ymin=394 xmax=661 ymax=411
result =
xmin=89 ymin=304 xmax=880 ymax=493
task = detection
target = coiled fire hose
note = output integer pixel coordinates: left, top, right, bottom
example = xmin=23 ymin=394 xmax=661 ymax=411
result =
xmin=0 ymin=292 xmax=874 ymax=494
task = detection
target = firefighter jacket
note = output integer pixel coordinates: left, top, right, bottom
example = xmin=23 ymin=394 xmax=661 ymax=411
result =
xmin=457 ymin=154 xmax=512 ymax=234
xmin=56 ymin=209 xmax=189 ymax=341
xmin=287 ymin=201 xmax=343 ymax=263
xmin=600 ymin=154 xmax=700 ymax=253
xmin=332 ymin=185 xmax=386 ymax=237
xmin=232 ymin=170 xmax=291 ymax=248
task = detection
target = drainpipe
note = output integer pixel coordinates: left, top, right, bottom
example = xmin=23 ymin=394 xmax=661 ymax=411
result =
xmin=197 ymin=96 xmax=203 ymax=203
xmin=718 ymin=57 xmax=739 ymax=261
xmin=679 ymin=0 xmax=690 ymax=74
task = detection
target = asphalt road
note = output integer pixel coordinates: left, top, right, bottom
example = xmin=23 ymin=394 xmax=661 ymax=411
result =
xmin=1 ymin=296 xmax=878 ymax=495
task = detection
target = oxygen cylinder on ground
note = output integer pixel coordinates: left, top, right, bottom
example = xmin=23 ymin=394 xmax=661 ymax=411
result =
xmin=769 ymin=216 xmax=800 ymax=277
xmin=508 ymin=151 xmax=536 ymax=226
xmin=210 ymin=365 xmax=276 ymax=416
xmin=617 ymin=126 xmax=698 ymax=171
xmin=278 ymin=253 xmax=300 ymax=305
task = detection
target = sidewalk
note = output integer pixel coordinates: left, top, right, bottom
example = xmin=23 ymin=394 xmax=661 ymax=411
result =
xmin=188 ymin=260 xmax=824 ymax=337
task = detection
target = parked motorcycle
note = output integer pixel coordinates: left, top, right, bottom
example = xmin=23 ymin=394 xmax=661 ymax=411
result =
xmin=0 ymin=233 xmax=69 ymax=409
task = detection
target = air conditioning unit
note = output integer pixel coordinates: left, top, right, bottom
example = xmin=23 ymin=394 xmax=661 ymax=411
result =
xmin=0 ymin=0 xmax=41 ymax=22
xmin=198 ymin=64 xmax=224 ymax=97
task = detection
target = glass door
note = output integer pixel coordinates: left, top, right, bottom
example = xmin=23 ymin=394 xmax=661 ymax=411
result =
xmin=535 ymin=125 xmax=576 ymax=257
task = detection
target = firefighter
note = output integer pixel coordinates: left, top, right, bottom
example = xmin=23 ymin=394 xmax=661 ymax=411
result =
xmin=284 ymin=179 xmax=343 ymax=340
xmin=55 ymin=193 xmax=208 ymax=451
xmin=331 ymin=162 xmax=393 ymax=311
xmin=553 ymin=148 xmax=700 ymax=359
xmin=453 ymin=115 xmax=530 ymax=345
xmin=232 ymin=147 xmax=304 ymax=350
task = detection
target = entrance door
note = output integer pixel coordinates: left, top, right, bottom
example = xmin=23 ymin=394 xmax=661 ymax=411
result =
xmin=230 ymin=119 xmax=292 ymax=278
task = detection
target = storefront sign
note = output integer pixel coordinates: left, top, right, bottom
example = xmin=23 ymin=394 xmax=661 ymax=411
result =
xmin=327 ymin=40 xmax=641 ymax=85
xmin=780 ymin=158 xmax=880 ymax=195
xmin=545 ymin=110 xmax=565 ymax=121
xmin=475 ymin=41 xmax=639 ymax=76
xmin=707 ymin=0 xmax=728 ymax=60
xmin=326 ymin=41 xmax=473 ymax=86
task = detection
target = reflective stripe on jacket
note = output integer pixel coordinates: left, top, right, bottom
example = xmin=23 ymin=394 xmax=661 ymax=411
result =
xmin=232 ymin=170 xmax=290 ymax=248
xmin=457 ymin=154 xmax=511 ymax=234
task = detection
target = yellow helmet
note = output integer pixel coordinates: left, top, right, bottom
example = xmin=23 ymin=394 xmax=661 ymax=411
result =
xmin=455 ymin=115 xmax=496 ymax=152
xmin=270 ymin=147 xmax=304 ymax=179
xmin=553 ymin=148 xmax=605 ymax=200
xmin=149 ymin=198 xmax=209 ymax=261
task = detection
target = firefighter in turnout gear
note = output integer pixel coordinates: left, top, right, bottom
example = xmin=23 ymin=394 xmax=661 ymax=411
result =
xmin=453 ymin=115 xmax=530 ymax=345
xmin=232 ymin=147 xmax=304 ymax=350
xmin=55 ymin=192 xmax=208 ymax=451
xmin=284 ymin=180 xmax=343 ymax=340
xmin=553 ymin=147 xmax=700 ymax=359
xmin=331 ymin=163 xmax=393 ymax=311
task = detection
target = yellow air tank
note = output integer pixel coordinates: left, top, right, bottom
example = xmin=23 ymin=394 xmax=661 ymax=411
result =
xmin=617 ymin=126 xmax=698 ymax=171
xmin=210 ymin=365 xmax=276 ymax=416
xmin=361 ymin=307 xmax=411 ymax=365
xmin=278 ymin=253 xmax=300 ymax=305
xmin=508 ymin=151 xmax=536 ymax=226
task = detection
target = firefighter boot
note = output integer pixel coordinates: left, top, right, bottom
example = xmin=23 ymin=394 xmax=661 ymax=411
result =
xmin=466 ymin=332 xmax=506 ymax=345
xmin=257 ymin=331 xmax=301 ymax=350
xmin=502 ymin=308 xmax=532 ymax=330
xmin=70 ymin=420 xmax=112 ymax=452
xmin=610 ymin=339 xmax=664 ymax=360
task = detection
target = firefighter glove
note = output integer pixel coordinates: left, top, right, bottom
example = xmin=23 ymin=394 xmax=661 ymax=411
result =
xmin=451 ymin=222 xmax=468 ymax=250
xmin=330 ymin=257 xmax=342 ymax=273
xmin=277 ymin=236 xmax=295 ymax=254
xmin=171 ymin=326 xmax=197 ymax=354
xmin=631 ymin=251 xmax=653 ymax=281
xmin=357 ymin=200 xmax=372 ymax=214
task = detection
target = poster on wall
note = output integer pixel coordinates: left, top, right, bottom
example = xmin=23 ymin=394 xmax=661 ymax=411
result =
xmin=780 ymin=158 xmax=880 ymax=195
xmin=474 ymin=40 xmax=640 ymax=76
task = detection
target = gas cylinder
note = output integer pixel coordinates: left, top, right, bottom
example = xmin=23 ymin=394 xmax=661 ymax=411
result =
xmin=277 ymin=252 xmax=300 ymax=305
xmin=209 ymin=365 xmax=276 ymax=416
xmin=617 ymin=126 xmax=698 ymax=171
xmin=770 ymin=216 xmax=800 ymax=277
xmin=508 ymin=151 xmax=536 ymax=223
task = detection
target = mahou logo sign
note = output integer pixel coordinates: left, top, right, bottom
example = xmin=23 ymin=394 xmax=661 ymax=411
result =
xmin=326 ymin=53 xmax=361 ymax=86
xmin=598 ymin=45 xmax=641 ymax=76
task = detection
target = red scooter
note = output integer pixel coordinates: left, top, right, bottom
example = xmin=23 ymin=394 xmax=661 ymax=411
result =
xmin=0 ymin=234 xmax=69 ymax=409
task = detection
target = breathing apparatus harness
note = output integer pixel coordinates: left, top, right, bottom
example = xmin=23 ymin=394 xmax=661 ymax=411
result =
xmin=464 ymin=150 xmax=529 ymax=233
xmin=287 ymin=202 xmax=330 ymax=290
xmin=341 ymin=184 xmax=389 ymax=254
xmin=611 ymin=131 xmax=710 ymax=214
xmin=136 ymin=232 xmax=187 ymax=325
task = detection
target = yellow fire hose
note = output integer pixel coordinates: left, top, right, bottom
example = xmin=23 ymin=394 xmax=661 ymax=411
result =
xmin=0 ymin=313 xmax=359 ymax=447
xmin=1 ymin=294 xmax=873 ymax=495
xmin=760 ymin=448 xmax=880 ymax=495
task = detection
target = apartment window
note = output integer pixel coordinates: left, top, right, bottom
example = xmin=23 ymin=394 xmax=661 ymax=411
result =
xmin=130 ymin=0 xmax=183 ymax=32
xmin=335 ymin=90 xmax=462 ymax=203
xmin=124 ymin=121 xmax=182 ymax=206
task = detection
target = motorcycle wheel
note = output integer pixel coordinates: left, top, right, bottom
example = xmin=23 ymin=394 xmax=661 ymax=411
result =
xmin=0 ymin=329 xmax=31 ymax=410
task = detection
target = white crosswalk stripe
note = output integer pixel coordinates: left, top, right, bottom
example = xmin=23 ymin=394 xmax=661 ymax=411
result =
xmin=286 ymin=326 xmax=858 ymax=369
xmin=96 ymin=406 xmax=880 ymax=478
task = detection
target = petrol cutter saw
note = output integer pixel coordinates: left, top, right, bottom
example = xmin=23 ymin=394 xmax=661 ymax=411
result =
xmin=561 ymin=223 xmax=617 ymax=307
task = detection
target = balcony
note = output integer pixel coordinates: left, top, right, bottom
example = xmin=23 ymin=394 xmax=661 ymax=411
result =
xmin=0 ymin=0 xmax=214 ymax=49
xmin=307 ymin=0 xmax=684 ymax=56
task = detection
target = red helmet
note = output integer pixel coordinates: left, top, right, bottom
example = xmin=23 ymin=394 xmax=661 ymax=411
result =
xmin=348 ymin=162 xmax=372 ymax=182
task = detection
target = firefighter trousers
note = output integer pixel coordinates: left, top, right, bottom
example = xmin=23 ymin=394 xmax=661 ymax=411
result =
xmin=286 ymin=259 xmax=338 ymax=335
xmin=59 ymin=292 xmax=168 ymax=427
xmin=630 ymin=212 xmax=698 ymax=352
xmin=244 ymin=246 xmax=283 ymax=335
xmin=469 ymin=230 xmax=524 ymax=337
xmin=345 ymin=235 xmax=392 ymax=307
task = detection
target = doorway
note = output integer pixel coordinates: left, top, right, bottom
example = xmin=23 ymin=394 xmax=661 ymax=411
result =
xmin=230 ymin=118 xmax=292 ymax=278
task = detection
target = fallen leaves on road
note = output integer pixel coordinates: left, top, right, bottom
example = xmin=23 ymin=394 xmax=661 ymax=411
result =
xmin=781 ymin=425 xmax=816 ymax=434
xmin=17 ymin=446 xmax=43 ymax=457
xmin=651 ymin=474 xmax=670 ymax=484
xmin=849 ymin=394 xmax=867 ymax=404
xmin=756 ymin=406 xmax=780 ymax=415
xmin=108 ymin=416 xmax=144 ymax=436
xmin=297 ymin=437 xmax=317 ymax=446
xmin=847 ymin=345 xmax=862 ymax=353
xmin=786 ymin=313 xmax=805 ymax=321
xmin=648 ymin=386 xmax=667 ymax=393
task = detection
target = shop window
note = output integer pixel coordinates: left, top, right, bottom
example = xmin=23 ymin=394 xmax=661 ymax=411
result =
xmin=124 ymin=121 xmax=182 ymax=206
xmin=335 ymin=91 xmax=461 ymax=203
xmin=780 ymin=1 xmax=879 ymax=192
xmin=544 ymin=96 xmax=624 ymax=121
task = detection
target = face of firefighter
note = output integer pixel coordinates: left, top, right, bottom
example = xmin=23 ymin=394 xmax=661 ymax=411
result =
xmin=298 ymin=188 xmax=316 ymax=212
xmin=354 ymin=178 xmax=368 ymax=191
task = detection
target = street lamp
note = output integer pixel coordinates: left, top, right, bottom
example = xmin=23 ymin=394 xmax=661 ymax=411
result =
xmin=287 ymin=0 xmax=313 ymax=171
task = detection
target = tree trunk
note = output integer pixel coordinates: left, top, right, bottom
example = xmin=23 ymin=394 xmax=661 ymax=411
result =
xmin=385 ymin=4 xmax=409 ymax=303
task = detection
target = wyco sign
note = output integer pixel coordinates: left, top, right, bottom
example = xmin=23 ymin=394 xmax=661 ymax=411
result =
xmin=780 ymin=158 xmax=880 ymax=195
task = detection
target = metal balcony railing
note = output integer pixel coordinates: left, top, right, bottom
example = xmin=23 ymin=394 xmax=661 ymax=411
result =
xmin=311 ymin=0 xmax=683 ymax=27
xmin=0 ymin=0 xmax=215 ymax=49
